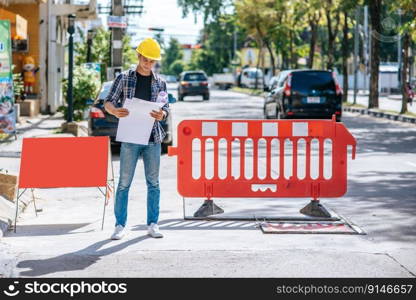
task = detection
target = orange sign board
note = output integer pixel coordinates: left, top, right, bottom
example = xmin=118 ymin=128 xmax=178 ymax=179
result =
xmin=19 ymin=137 xmax=109 ymax=188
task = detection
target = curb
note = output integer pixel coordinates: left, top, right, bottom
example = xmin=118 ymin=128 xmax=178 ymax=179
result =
xmin=343 ymin=106 xmax=416 ymax=124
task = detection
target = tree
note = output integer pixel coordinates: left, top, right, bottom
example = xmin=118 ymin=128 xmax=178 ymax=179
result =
xmin=170 ymin=60 xmax=186 ymax=76
xmin=368 ymin=0 xmax=382 ymax=109
xmin=305 ymin=1 xmax=322 ymax=69
xmin=187 ymin=14 xmax=239 ymax=75
xmin=391 ymin=0 xmax=416 ymax=114
xmin=341 ymin=11 xmax=350 ymax=102
xmin=161 ymin=38 xmax=183 ymax=75
xmin=235 ymin=0 xmax=279 ymax=75
xmin=177 ymin=0 xmax=233 ymax=23
xmin=323 ymin=0 xmax=342 ymax=70
xmin=339 ymin=0 xmax=361 ymax=102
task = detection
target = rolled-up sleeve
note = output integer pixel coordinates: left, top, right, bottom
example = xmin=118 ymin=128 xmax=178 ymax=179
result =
xmin=104 ymin=73 xmax=124 ymax=107
xmin=160 ymin=80 xmax=170 ymax=121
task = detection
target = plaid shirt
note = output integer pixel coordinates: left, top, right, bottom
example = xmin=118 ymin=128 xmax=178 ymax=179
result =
xmin=104 ymin=69 xmax=170 ymax=144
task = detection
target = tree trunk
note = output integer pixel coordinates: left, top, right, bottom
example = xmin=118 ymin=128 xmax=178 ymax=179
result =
xmin=264 ymin=40 xmax=276 ymax=76
xmin=369 ymin=0 xmax=381 ymax=109
xmin=342 ymin=11 xmax=349 ymax=102
xmin=281 ymin=49 xmax=288 ymax=69
xmin=308 ymin=21 xmax=317 ymax=69
xmin=289 ymin=30 xmax=294 ymax=69
xmin=255 ymin=39 xmax=263 ymax=90
xmin=400 ymin=33 xmax=410 ymax=114
xmin=325 ymin=7 xmax=340 ymax=70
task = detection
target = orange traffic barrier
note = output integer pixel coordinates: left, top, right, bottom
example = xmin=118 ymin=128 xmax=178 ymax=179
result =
xmin=169 ymin=116 xmax=356 ymax=219
xmin=15 ymin=136 xmax=114 ymax=231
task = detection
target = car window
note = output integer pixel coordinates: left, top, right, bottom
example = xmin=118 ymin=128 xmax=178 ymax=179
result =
xmin=97 ymin=83 xmax=112 ymax=100
xmin=183 ymin=73 xmax=207 ymax=81
xmin=291 ymin=71 xmax=335 ymax=94
xmin=247 ymin=70 xmax=263 ymax=79
xmin=270 ymin=77 xmax=278 ymax=89
xmin=278 ymin=75 xmax=288 ymax=87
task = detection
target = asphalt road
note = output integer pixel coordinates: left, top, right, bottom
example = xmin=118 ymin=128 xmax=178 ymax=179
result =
xmin=1 ymin=87 xmax=415 ymax=277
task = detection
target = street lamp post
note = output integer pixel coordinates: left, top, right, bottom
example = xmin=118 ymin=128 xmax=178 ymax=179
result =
xmin=67 ymin=14 xmax=76 ymax=123
xmin=87 ymin=29 xmax=94 ymax=63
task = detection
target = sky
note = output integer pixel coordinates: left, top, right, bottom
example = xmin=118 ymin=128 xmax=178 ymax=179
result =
xmin=95 ymin=0 xmax=205 ymax=45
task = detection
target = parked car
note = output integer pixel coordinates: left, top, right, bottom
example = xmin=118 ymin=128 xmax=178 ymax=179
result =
xmin=88 ymin=81 xmax=176 ymax=153
xmin=267 ymin=76 xmax=279 ymax=92
xmin=160 ymin=74 xmax=177 ymax=83
xmin=263 ymin=70 xmax=343 ymax=121
xmin=240 ymin=67 xmax=264 ymax=89
xmin=212 ymin=73 xmax=235 ymax=90
xmin=177 ymin=71 xmax=210 ymax=101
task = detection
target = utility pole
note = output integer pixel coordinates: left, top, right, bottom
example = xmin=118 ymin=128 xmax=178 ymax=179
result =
xmin=98 ymin=0 xmax=144 ymax=80
xmin=353 ymin=7 xmax=360 ymax=104
xmin=86 ymin=29 xmax=94 ymax=63
xmin=110 ymin=0 xmax=124 ymax=79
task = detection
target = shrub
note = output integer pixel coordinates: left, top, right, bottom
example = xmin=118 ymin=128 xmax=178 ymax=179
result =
xmin=59 ymin=66 xmax=100 ymax=121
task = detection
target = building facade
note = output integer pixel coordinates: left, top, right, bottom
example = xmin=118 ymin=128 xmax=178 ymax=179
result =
xmin=0 ymin=0 xmax=96 ymax=114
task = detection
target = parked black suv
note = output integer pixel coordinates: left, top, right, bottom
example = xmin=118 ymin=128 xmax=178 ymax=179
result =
xmin=177 ymin=71 xmax=210 ymax=101
xmin=263 ymin=70 xmax=343 ymax=121
xmin=88 ymin=81 xmax=176 ymax=153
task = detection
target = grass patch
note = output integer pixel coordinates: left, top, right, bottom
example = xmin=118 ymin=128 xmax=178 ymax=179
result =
xmin=231 ymin=87 xmax=265 ymax=97
xmin=343 ymin=102 xmax=367 ymax=109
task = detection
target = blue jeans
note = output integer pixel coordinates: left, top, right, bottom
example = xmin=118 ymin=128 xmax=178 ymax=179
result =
xmin=114 ymin=142 xmax=161 ymax=227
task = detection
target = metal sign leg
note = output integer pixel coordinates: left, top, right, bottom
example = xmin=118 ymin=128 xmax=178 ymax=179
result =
xmin=14 ymin=188 xmax=27 ymax=233
xmin=31 ymin=188 xmax=38 ymax=217
xmin=101 ymin=185 xmax=108 ymax=231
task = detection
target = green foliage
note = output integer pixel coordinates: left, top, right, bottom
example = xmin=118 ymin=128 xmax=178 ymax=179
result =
xmin=58 ymin=66 xmax=101 ymax=121
xmin=186 ymin=14 xmax=241 ymax=75
xmin=187 ymin=47 xmax=218 ymax=75
xmin=11 ymin=65 xmax=24 ymax=100
xmin=161 ymin=38 xmax=183 ymax=75
xmin=177 ymin=0 xmax=233 ymax=23
xmin=170 ymin=60 xmax=186 ymax=76
xmin=74 ymin=27 xmax=137 ymax=81
xmin=122 ymin=35 xmax=138 ymax=69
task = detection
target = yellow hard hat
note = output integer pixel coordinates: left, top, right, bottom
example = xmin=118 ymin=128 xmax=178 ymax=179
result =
xmin=136 ymin=38 xmax=162 ymax=61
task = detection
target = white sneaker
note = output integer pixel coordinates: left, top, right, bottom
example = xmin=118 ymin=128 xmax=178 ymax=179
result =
xmin=111 ymin=225 xmax=127 ymax=240
xmin=148 ymin=223 xmax=163 ymax=238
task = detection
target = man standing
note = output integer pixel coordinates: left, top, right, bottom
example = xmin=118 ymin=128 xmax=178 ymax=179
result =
xmin=104 ymin=38 xmax=169 ymax=240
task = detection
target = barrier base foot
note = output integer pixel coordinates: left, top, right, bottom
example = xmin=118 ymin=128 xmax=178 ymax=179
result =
xmin=300 ymin=200 xmax=331 ymax=218
xmin=193 ymin=200 xmax=224 ymax=218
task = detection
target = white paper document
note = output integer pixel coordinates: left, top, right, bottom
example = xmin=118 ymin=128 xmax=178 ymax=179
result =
xmin=116 ymin=98 xmax=165 ymax=145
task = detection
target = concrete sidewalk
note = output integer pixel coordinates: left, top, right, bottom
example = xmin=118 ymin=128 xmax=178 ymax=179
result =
xmin=347 ymin=91 xmax=416 ymax=115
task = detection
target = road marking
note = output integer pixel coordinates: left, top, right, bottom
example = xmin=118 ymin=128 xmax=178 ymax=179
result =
xmin=406 ymin=162 xmax=416 ymax=168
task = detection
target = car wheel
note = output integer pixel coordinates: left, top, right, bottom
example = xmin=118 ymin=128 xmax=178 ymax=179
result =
xmin=277 ymin=109 xmax=282 ymax=119
xmin=178 ymin=94 xmax=184 ymax=101
xmin=203 ymin=94 xmax=210 ymax=101
xmin=263 ymin=105 xmax=270 ymax=119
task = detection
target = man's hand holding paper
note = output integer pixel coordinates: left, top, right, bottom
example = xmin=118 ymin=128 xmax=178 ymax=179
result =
xmin=115 ymin=97 xmax=166 ymax=145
